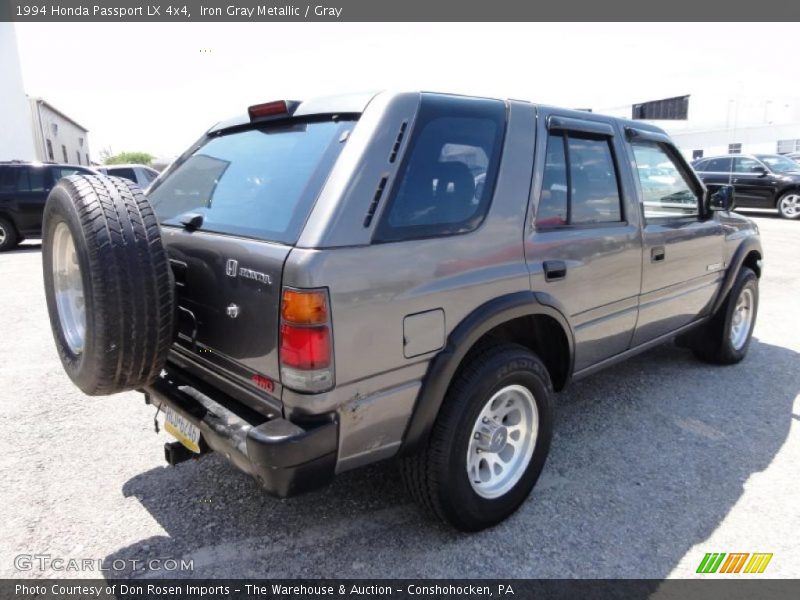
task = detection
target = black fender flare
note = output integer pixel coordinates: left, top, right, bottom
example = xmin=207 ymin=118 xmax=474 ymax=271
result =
xmin=398 ymin=290 xmax=574 ymax=455
xmin=711 ymin=236 xmax=762 ymax=315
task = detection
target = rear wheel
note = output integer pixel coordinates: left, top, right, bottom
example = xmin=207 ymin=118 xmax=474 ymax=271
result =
xmin=42 ymin=175 xmax=175 ymax=395
xmin=0 ymin=216 xmax=19 ymax=251
xmin=777 ymin=191 xmax=800 ymax=219
xmin=400 ymin=344 xmax=553 ymax=531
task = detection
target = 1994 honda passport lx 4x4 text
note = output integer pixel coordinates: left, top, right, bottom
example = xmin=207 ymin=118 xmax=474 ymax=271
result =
xmin=42 ymin=91 xmax=762 ymax=530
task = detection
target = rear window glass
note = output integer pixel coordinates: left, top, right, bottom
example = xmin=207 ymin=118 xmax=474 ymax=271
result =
xmin=374 ymin=94 xmax=506 ymax=242
xmin=149 ymin=118 xmax=352 ymax=244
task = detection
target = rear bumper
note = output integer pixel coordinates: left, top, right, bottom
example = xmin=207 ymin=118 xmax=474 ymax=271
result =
xmin=143 ymin=367 xmax=338 ymax=497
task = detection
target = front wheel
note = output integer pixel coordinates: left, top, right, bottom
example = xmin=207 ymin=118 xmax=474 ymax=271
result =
xmin=691 ymin=267 xmax=758 ymax=364
xmin=777 ymin=191 xmax=800 ymax=219
xmin=400 ymin=344 xmax=554 ymax=531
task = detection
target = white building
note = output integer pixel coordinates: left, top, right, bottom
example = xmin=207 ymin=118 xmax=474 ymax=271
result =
xmin=598 ymin=93 xmax=800 ymax=160
xmin=29 ymin=97 xmax=92 ymax=166
xmin=0 ymin=23 xmax=91 ymax=165
xmin=0 ymin=22 xmax=36 ymax=161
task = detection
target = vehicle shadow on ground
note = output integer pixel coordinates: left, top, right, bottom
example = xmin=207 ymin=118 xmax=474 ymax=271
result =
xmin=8 ymin=242 xmax=42 ymax=254
xmin=104 ymin=338 xmax=798 ymax=578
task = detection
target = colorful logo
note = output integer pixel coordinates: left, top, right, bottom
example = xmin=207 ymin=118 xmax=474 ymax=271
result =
xmin=696 ymin=552 xmax=773 ymax=574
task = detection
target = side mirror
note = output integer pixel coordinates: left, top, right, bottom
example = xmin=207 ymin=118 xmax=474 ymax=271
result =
xmin=707 ymin=184 xmax=735 ymax=212
xmin=751 ymin=165 xmax=768 ymax=176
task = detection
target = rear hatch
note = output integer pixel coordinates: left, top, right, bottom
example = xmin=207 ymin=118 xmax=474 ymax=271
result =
xmin=148 ymin=113 xmax=356 ymax=400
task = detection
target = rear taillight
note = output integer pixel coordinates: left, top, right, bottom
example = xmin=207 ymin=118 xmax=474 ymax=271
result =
xmin=279 ymin=288 xmax=334 ymax=392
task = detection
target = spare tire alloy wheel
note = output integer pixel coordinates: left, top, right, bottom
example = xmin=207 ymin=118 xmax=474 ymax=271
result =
xmin=51 ymin=222 xmax=86 ymax=354
xmin=42 ymin=175 xmax=175 ymax=396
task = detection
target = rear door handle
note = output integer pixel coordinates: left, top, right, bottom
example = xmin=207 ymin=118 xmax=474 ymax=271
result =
xmin=543 ymin=260 xmax=567 ymax=281
xmin=651 ymin=246 xmax=666 ymax=263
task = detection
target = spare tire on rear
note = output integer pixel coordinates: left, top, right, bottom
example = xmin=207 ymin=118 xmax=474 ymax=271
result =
xmin=42 ymin=175 xmax=175 ymax=395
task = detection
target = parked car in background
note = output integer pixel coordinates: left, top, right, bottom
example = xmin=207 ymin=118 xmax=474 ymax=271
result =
xmin=96 ymin=164 xmax=159 ymax=189
xmin=693 ymin=153 xmax=800 ymax=219
xmin=0 ymin=161 xmax=97 ymax=251
xmin=786 ymin=152 xmax=800 ymax=164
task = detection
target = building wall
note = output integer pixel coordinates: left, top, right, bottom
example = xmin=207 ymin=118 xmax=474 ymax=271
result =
xmin=598 ymin=94 xmax=800 ymax=160
xmin=670 ymin=123 xmax=800 ymax=159
xmin=30 ymin=100 xmax=91 ymax=166
xmin=0 ymin=23 xmax=36 ymax=161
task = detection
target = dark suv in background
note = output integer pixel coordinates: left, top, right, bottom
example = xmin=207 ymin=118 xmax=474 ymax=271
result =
xmin=692 ymin=153 xmax=800 ymax=219
xmin=0 ymin=161 xmax=96 ymax=251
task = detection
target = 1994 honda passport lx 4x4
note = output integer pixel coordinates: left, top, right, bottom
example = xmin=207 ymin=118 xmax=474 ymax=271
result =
xmin=42 ymin=91 xmax=762 ymax=530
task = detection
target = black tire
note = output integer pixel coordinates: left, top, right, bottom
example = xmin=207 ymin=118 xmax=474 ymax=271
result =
xmin=691 ymin=267 xmax=758 ymax=365
xmin=400 ymin=344 xmax=554 ymax=531
xmin=42 ymin=175 xmax=175 ymax=395
xmin=776 ymin=190 xmax=800 ymax=219
xmin=0 ymin=216 xmax=19 ymax=251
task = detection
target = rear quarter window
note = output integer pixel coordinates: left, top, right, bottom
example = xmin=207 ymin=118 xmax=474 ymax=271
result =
xmin=374 ymin=94 xmax=506 ymax=242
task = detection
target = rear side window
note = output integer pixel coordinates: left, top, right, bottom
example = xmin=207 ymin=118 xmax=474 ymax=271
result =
xmin=374 ymin=94 xmax=506 ymax=242
xmin=107 ymin=168 xmax=137 ymax=182
xmin=0 ymin=168 xmax=15 ymax=192
xmin=568 ymin=136 xmax=622 ymax=224
xmin=535 ymin=131 xmax=622 ymax=227
xmin=703 ymin=157 xmax=732 ymax=172
xmin=535 ymin=135 xmax=568 ymax=226
xmin=149 ymin=117 xmax=353 ymax=245
xmin=15 ymin=167 xmax=47 ymax=192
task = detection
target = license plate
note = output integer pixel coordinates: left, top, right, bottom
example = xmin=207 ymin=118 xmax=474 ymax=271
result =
xmin=163 ymin=406 xmax=201 ymax=453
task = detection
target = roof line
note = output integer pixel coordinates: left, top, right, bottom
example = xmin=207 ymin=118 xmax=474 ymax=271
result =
xmin=29 ymin=97 xmax=89 ymax=132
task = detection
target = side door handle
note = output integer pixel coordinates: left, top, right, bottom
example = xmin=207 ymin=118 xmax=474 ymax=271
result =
xmin=651 ymin=246 xmax=666 ymax=263
xmin=543 ymin=260 xmax=567 ymax=282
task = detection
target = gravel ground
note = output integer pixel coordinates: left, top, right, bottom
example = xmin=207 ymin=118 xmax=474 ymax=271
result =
xmin=1 ymin=212 xmax=798 ymax=580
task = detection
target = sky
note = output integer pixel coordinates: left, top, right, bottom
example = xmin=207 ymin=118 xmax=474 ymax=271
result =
xmin=13 ymin=22 xmax=800 ymax=160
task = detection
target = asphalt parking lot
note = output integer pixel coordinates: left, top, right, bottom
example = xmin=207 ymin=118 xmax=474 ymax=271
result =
xmin=1 ymin=211 xmax=798 ymax=580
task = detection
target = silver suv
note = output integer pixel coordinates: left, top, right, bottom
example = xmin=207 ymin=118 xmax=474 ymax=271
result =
xmin=41 ymin=92 xmax=762 ymax=530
